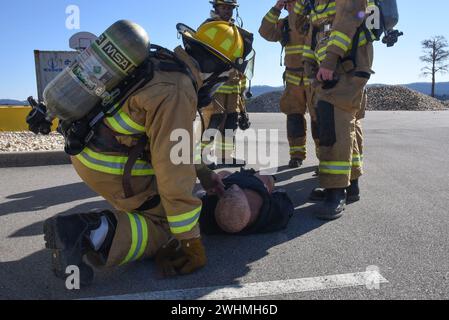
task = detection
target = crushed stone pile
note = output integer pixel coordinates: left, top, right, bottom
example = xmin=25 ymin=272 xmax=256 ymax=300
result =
xmin=247 ymin=85 xmax=449 ymax=112
xmin=0 ymin=132 xmax=64 ymax=152
xmin=366 ymin=85 xmax=448 ymax=111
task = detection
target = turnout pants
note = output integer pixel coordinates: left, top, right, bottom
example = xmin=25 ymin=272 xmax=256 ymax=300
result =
xmin=280 ymin=81 xmax=308 ymax=161
xmin=72 ymin=157 xmax=171 ymax=268
xmin=201 ymin=93 xmax=242 ymax=161
xmin=315 ymin=72 xmax=369 ymax=189
xmin=307 ymin=85 xmax=321 ymax=160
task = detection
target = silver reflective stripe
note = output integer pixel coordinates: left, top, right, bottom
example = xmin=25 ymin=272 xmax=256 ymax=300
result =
xmin=130 ymin=214 xmax=144 ymax=262
xmin=169 ymin=211 xmax=202 ymax=228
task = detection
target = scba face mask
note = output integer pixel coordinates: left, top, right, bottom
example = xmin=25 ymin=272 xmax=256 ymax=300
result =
xmin=197 ymin=71 xmax=231 ymax=109
xmin=183 ymin=40 xmax=233 ymax=109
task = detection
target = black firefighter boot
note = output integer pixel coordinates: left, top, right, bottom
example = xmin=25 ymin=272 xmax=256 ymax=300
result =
xmin=288 ymin=158 xmax=303 ymax=169
xmin=314 ymin=188 xmax=347 ymax=220
xmin=43 ymin=211 xmax=114 ymax=286
xmin=310 ymin=179 xmax=361 ymax=203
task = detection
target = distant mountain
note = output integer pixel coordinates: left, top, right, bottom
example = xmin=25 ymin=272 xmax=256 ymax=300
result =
xmin=251 ymin=82 xmax=449 ymax=98
xmin=0 ymin=99 xmax=28 ymax=106
xmin=402 ymin=82 xmax=449 ymax=96
xmin=250 ymin=85 xmax=283 ymax=97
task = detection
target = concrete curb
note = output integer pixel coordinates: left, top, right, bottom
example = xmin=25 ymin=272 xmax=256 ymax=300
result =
xmin=0 ymin=150 xmax=71 ymax=168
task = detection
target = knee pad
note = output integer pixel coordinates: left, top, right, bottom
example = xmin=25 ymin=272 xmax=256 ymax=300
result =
xmin=287 ymin=114 xmax=306 ymax=138
xmin=316 ymin=101 xmax=336 ymax=147
xmin=224 ymin=112 xmax=239 ymax=131
xmin=311 ymin=120 xmax=319 ymax=140
xmin=208 ymin=113 xmax=226 ymax=130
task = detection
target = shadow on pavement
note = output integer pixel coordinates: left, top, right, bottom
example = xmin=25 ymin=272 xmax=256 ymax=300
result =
xmin=1 ymin=166 xmax=329 ymax=299
xmin=8 ymin=200 xmax=110 ymax=238
xmin=0 ymin=183 xmax=98 ymax=217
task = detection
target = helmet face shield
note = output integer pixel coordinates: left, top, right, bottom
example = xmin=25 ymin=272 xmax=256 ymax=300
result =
xmin=233 ymin=49 xmax=255 ymax=80
xmin=232 ymin=26 xmax=256 ymax=80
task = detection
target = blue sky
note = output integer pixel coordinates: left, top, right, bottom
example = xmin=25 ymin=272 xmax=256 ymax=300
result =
xmin=0 ymin=0 xmax=448 ymax=100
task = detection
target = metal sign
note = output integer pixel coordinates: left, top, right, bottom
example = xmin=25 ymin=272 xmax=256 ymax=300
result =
xmin=34 ymin=50 xmax=78 ymax=101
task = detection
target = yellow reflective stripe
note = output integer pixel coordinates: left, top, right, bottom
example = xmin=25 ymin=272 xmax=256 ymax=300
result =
xmin=328 ymin=31 xmax=351 ymax=52
xmin=264 ymin=10 xmax=280 ymax=24
xmin=320 ymin=161 xmax=351 ymax=175
xmin=352 ymin=154 xmax=363 ymax=167
xmin=136 ymin=214 xmax=148 ymax=260
xmin=303 ymin=45 xmax=317 ymax=61
xmin=105 ymin=110 xmax=146 ymax=135
xmin=120 ymin=213 xmax=138 ymax=265
xmin=285 ymin=72 xmax=310 ymax=86
xmin=311 ymin=2 xmax=336 ymax=22
xmin=204 ymin=27 xmax=218 ymax=40
xmin=167 ymin=206 xmax=202 ymax=234
xmin=303 ymin=77 xmax=312 ymax=86
xmin=285 ymin=45 xmax=304 ymax=55
xmin=120 ymin=213 xmax=149 ymax=265
xmin=294 ymin=0 xmax=305 ymax=14
xmin=76 ymin=147 xmax=154 ymax=176
xmin=290 ymin=146 xmax=306 ymax=154
xmin=216 ymin=84 xmax=241 ymax=94
xmin=321 ymin=161 xmax=351 ymax=166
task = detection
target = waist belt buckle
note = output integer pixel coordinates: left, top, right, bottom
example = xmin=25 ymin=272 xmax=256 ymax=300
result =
xmin=323 ymin=24 xmax=332 ymax=33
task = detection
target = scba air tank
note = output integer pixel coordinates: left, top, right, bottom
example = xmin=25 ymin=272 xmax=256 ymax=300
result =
xmin=44 ymin=20 xmax=150 ymax=122
xmin=376 ymin=0 xmax=399 ymax=30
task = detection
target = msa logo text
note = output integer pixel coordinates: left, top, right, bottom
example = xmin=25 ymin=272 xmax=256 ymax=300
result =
xmin=98 ymin=36 xmax=133 ymax=72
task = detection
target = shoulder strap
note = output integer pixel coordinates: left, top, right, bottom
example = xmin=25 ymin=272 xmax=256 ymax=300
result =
xmin=150 ymin=45 xmax=198 ymax=92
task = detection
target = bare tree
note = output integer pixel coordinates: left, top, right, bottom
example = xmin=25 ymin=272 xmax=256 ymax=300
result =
xmin=420 ymin=36 xmax=449 ymax=97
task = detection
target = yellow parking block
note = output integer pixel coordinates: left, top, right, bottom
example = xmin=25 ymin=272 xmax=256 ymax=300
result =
xmin=0 ymin=106 xmax=58 ymax=132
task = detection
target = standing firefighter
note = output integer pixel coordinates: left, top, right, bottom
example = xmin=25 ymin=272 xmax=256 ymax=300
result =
xmin=201 ymin=0 xmax=251 ymax=168
xmin=296 ymin=0 xmax=374 ymax=220
xmin=259 ymin=0 xmax=318 ymax=168
xmin=38 ymin=20 xmax=254 ymax=285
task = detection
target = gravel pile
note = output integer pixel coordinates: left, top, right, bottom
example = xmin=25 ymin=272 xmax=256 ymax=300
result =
xmin=0 ymin=132 xmax=64 ymax=152
xmin=247 ymin=85 xmax=449 ymax=112
xmin=366 ymin=85 xmax=448 ymax=111
xmin=247 ymin=91 xmax=282 ymax=113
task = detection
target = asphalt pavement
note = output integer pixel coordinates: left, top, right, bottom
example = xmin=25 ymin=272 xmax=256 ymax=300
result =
xmin=1 ymin=111 xmax=449 ymax=300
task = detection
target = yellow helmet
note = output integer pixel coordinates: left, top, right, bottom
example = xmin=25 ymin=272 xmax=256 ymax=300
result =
xmin=179 ymin=21 xmax=244 ymax=66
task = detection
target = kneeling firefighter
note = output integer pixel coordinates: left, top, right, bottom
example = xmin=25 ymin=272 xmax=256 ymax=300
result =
xmin=259 ymin=0 xmax=318 ymax=169
xmin=296 ymin=0 xmax=401 ymax=220
xmin=200 ymin=0 xmax=253 ymax=169
xmin=29 ymin=20 xmax=255 ymax=285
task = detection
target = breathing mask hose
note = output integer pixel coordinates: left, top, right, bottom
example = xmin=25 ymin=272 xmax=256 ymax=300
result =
xmin=236 ymin=8 xmax=244 ymax=28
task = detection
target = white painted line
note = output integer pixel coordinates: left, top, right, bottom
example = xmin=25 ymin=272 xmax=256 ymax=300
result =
xmin=92 ymin=270 xmax=388 ymax=300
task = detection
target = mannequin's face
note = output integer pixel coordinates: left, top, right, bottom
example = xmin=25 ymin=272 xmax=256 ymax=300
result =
xmin=215 ymin=4 xmax=235 ymax=21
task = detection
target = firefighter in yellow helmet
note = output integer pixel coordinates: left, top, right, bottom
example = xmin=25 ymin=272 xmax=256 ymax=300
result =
xmin=259 ymin=0 xmax=319 ymax=168
xmin=296 ymin=0 xmax=373 ymax=220
xmin=201 ymin=0 xmax=252 ymax=169
xmin=42 ymin=21 xmax=254 ymax=285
